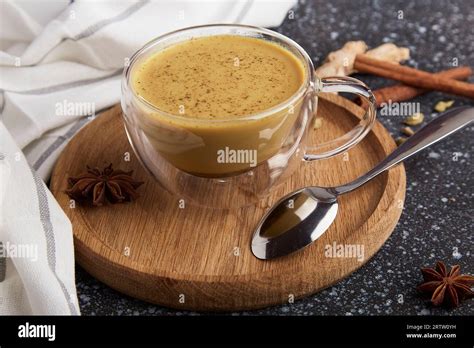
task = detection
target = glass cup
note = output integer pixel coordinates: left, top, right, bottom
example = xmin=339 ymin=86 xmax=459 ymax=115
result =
xmin=121 ymin=24 xmax=376 ymax=209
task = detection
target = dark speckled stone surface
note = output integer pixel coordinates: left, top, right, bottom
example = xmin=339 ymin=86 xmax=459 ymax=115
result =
xmin=76 ymin=0 xmax=474 ymax=315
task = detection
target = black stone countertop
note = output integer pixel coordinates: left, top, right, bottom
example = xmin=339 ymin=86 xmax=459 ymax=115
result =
xmin=76 ymin=0 xmax=474 ymax=315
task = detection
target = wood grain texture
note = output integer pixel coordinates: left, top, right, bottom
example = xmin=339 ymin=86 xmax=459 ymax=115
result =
xmin=50 ymin=94 xmax=406 ymax=311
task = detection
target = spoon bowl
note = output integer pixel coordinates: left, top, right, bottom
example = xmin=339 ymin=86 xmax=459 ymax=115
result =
xmin=252 ymin=187 xmax=338 ymax=259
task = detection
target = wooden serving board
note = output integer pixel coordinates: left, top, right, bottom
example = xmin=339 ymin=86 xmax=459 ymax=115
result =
xmin=50 ymin=94 xmax=406 ymax=311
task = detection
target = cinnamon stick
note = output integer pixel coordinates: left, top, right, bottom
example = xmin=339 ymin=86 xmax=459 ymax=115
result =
xmin=356 ymin=66 xmax=472 ymax=106
xmin=354 ymin=54 xmax=474 ymax=99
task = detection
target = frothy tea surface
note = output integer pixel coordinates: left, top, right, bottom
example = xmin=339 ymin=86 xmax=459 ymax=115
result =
xmin=132 ymin=35 xmax=306 ymax=119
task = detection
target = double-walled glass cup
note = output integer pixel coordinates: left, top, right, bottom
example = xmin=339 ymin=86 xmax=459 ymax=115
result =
xmin=121 ymin=24 xmax=376 ymax=208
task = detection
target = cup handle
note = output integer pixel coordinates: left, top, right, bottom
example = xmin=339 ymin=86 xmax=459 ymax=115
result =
xmin=304 ymin=76 xmax=376 ymax=161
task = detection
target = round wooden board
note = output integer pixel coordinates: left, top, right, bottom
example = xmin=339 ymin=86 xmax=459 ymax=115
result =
xmin=50 ymin=93 xmax=406 ymax=311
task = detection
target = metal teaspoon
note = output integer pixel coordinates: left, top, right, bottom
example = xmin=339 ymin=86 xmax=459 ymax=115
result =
xmin=251 ymin=106 xmax=474 ymax=260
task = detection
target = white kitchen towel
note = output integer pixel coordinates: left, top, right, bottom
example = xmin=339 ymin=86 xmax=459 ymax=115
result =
xmin=0 ymin=0 xmax=296 ymax=314
xmin=0 ymin=123 xmax=79 ymax=314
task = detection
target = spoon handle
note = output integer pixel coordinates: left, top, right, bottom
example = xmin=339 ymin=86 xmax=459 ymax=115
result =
xmin=334 ymin=106 xmax=474 ymax=195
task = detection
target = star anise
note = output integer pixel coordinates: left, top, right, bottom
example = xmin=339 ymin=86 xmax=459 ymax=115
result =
xmin=66 ymin=164 xmax=144 ymax=206
xmin=417 ymin=261 xmax=474 ymax=308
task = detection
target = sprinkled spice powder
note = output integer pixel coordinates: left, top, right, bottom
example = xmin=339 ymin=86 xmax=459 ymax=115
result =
xmin=132 ymin=35 xmax=306 ymax=119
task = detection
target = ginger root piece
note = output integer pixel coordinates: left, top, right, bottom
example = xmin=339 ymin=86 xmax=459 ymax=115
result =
xmin=365 ymin=43 xmax=410 ymax=64
xmin=315 ymin=41 xmax=367 ymax=78
xmin=315 ymin=41 xmax=410 ymax=78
